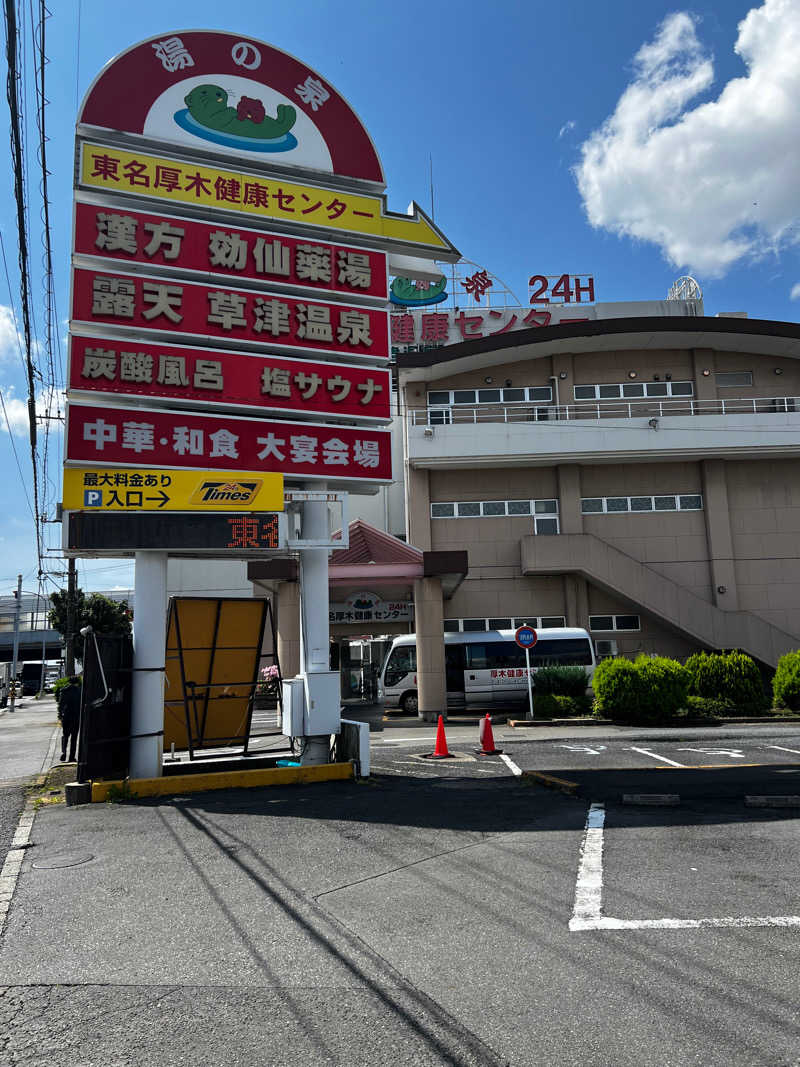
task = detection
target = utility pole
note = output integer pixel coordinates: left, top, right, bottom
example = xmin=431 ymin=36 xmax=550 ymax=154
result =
xmin=39 ymin=585 xmax=47 ymax=694
xmin=9 ymin=574 xmax=22 ymax=712
xmin=65 ymin=558 xmax=76 ymax=676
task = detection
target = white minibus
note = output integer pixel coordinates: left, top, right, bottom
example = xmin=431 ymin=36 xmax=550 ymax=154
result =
xmin=378 ymin=627 xmax=596 ymax=715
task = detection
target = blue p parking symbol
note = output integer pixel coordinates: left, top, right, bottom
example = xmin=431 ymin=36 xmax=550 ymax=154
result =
xmin=84 ymin=489 xmax=102 ymax=507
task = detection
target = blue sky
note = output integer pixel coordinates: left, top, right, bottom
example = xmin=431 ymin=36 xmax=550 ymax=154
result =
xmin=1 ymin=0 xmax=798 ymax=594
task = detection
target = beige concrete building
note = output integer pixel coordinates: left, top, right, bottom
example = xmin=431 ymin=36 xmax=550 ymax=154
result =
xmin=399 ymin=314 xmax=800 ymax=673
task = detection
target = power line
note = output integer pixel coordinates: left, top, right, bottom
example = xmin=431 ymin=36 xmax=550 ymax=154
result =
xmin=4 ymin=0 xmax=43 ymax=572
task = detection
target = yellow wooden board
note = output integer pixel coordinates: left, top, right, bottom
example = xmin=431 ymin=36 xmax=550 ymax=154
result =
xmin=63 ymin=467 xmax=283 ymax=512
xmin=79 ymin=141 xmax=457 ymax=256
xmin=164 ymin=597 xmax=267 ymax=753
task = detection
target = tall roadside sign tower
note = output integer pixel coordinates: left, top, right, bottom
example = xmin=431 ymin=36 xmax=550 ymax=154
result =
xmin=64 ymin=31 xmax=459 ymax=775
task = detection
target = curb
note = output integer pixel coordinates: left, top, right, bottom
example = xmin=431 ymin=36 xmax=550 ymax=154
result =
xmin=508 ymin=718 xmax=612 ymax=728
xmin=521 ymin=770 xmax=579 ymax=795
xmin=91 ymin=760 xmax=355 ymax=802
xmin=0 ymin=798 xmax=36 ymax=934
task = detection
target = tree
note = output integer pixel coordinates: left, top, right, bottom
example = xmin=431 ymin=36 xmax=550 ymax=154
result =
xmin=48 ymin=588 xmax=132 ymax=663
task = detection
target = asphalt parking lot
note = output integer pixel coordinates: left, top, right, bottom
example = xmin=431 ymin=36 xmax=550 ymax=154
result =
xmin=2 ymin=720 xmax=800 ymax=1064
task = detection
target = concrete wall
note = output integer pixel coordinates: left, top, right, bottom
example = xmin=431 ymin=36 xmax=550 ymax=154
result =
xmin=728 ymin=458 xmax=800 ymax=635
xmin=403 ymin=342 xmax=800 ymax=658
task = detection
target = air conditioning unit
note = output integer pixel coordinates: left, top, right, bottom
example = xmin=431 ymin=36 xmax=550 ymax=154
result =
xmin=595 ymin=640 xmax=618 ymax=659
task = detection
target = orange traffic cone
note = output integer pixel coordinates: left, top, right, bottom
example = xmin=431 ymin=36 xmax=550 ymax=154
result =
xmin=423 ymin=714 xmax=455 ymax=759
xmin=476 ymin=713 xmax=502 ymax=756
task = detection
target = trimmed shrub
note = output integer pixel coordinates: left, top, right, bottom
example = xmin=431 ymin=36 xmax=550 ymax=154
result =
xmin=591 ymin=657 xmax=644 ymax=722
xmin=533 ymin=666 xmax=589 ymax=698
xmin=686 ymin=695 xmax=730 ymax=719
xmin=592 ymin=655 xmax=689 ymax=724
xmin=550 ymin=694 xmax=592 ymax=717
xmin=773 ymin=650 xmax=800 ymax=711
xmin=635 ymin=656 xmax=690 ymax=720
xmin=685 ymin=651 xmax=766 ymax=712
xmin=531 ymin=693 xmax=559 ymax=719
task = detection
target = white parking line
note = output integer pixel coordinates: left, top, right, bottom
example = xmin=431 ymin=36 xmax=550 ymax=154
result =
xmin=500 ymin=754 xmax=522 ymax=776
xmin=626 ymin=746 xmax=686 ymax=767
xmin=766 ymin=745 xmax=800 ymax=756
xmin=569 ymin=800 xmax=800 ymax=932
xmin=570 ymin=803 xmax=606 ymax=930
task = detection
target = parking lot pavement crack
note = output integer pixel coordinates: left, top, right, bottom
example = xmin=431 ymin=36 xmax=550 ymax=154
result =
xmin=314 ymin=834 xmax=506 ymax=903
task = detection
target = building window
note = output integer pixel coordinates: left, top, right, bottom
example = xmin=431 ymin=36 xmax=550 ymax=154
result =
xmin=574 ymin=380 xmax=694 ymax=400
xmin=457 ymin=501 xmax=481 ymax=517
xmin=589 ymin=614 xmax=641 ymax=632
xmin=716 ymin=371 xmax=753 ymax=387
xmin=432 ymin=499 xmax=559 ymax=534
xmin=581 ymin=494 xmax=703 ymax=514
xmin=482 ymin=501 xmax=506 ymax=517
xmin=427 ymin=385 xmax=553 ymax=417
xmin=444 ymin=616 xmax=567 ymax=632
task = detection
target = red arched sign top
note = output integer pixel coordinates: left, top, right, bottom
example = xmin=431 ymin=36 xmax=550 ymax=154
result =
xmin=78 ymin=30 xmax=385 ymax=186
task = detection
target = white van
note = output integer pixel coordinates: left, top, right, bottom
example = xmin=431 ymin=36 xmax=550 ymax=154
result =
xmin=378 ymin=627 xmax=596 ymax=715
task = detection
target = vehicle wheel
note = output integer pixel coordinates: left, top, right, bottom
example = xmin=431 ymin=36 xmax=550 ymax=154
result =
xmin=400 ymin=691 xmax=418 ymax=715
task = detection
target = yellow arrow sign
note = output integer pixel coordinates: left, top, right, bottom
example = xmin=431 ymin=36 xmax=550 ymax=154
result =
xmin=79 ymin=141 xmax=459 ymax=259
xmin=63 ymin=467 xmax=284 ymax=512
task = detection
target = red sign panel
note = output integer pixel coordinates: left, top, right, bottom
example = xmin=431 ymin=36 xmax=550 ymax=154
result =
xmin=66 ymin=403 xmax=392 ymax=482
xmin=73 ymin=201 xmax=388 ymax=301
xmin=68 ymin=334 xmax=391 ymax=422
xmin=71 ymin=268 xmax=389 ymax=361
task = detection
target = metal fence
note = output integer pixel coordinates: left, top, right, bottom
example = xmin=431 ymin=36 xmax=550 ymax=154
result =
xmin=411 ymin=395 xmax=800 ymax=426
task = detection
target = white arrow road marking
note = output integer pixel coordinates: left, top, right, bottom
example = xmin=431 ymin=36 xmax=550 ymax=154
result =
xmin=626 ymin=747 xmax=686 ymax=767
xmin=766 ymin=745 xmax=800 ymax=756
xmin=557 ymin=744 xmax=606 ymax=755
xmin=678 ymin=748 xmax=746 ymax=758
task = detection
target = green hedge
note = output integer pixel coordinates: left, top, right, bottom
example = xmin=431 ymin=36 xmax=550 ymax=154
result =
xmin=773 ymin=650 xmax=800 ymax=710
xmin=533 ymin=666 xmax=589 ymax=698
xmin=686 ymin=695 xmax=729 ymax=719
xmin=685 ymin=651 xmax=766 ymax=712
xmin=531 ymin=693 xmax=560 ymax=719
xmin=592 ymin=655 xmax=689 ymax=724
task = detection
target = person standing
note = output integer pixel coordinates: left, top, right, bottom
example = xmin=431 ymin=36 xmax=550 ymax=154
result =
xmin=58 ymin=676 xmax=82 ymax=763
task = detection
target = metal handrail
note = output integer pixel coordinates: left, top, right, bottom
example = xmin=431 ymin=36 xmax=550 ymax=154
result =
xmin=411 ymin=395 xmax=800 ymax=426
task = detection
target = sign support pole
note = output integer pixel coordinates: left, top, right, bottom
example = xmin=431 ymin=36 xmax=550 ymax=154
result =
xmin=298 ymin=485 xmax=335 ymax=765
xmin=130 ymin=551 xmax=166 ymax=779
xmin=525 ymin=647 xmax=533 ymax=721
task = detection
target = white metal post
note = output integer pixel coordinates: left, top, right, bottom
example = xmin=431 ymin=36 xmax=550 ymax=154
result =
xmin=298 ymin=487 xmax=335 ymax=764
xmin=130 ymin=551 xmax=167 ymax=779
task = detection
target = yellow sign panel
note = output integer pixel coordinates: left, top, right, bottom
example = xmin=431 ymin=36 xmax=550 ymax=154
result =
xmin=79 ymin=141 xmax=457 ymax=257
xmin=63 ymin=467 xmax=284 ymax=512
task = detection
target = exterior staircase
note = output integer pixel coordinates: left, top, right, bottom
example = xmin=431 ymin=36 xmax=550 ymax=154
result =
xmin=521 ymin=533 xmax=799 ymax=666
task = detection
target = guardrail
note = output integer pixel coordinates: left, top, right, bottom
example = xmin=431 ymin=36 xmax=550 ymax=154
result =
xmin=411 ymin=396 xmax=800 ymax=426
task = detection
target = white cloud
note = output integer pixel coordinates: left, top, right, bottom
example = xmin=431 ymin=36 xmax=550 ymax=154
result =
xmin=0 ymin=386 xmax=64 ymax=437
xmin=0 ymin=305 xmax=23 ymax=363
xmin=574 ymin=0 xmax=800 ymax=277
xmin=790 ymin=283 xmax=800 ymax=301
xmin=558 ymin=120 xmax=576 ymax=139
